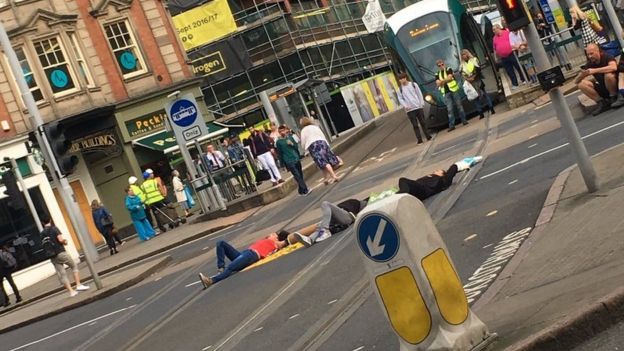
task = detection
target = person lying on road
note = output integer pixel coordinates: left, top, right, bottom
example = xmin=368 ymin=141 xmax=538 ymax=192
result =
xmin=290 ymin=156 xmax=483 ymax=247
xmin=198 ymin=230 xmax=290 ymax=289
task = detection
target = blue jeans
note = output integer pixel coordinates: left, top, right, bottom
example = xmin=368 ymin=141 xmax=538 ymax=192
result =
xmin=212 ymin=240 xmax=259 ymax=283
xmin=285 ymin=161 xmax=308 ymax=194
xmin=501 ymin=55 xmax=525 ymax=87
xmin=443 ymin=91 xmax=466 ymax=128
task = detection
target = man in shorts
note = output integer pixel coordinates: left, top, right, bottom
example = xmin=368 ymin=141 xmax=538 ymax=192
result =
xmin=41 ymin=218 xmax=90 ymax=297
xmin=576 ymin=43 xmax=618 ymax=116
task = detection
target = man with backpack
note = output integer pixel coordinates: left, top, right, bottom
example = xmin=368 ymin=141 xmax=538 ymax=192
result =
xmin=397 ymin=72 xmax=432 ymax=144
xmin=0 ymin=244 xmax=21 ymax=307
xmin=40 ymin=218 xmax=89 ymax=297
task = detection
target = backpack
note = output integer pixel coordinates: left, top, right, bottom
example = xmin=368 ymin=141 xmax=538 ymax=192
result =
xmin=0 ymin=250 xmax=16 ymax=269
xmin=41 ymin=234 xmax=59 ymax=259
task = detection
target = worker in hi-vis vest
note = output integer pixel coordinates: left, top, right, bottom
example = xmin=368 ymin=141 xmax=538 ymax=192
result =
xmin=141 ymin=169 xmax=168 ymax=233
xmin=435 ymin=58 xmax=467 ymax=131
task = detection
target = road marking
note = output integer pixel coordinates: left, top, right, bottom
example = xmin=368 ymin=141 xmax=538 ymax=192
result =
xmin=328 ymin=299 xmax=338 ymax=305
xmin=88 ymin=322 xmax=97 ymax=326
xmin=288 ymin=313 xmax=300 ymax=320
xmin=125 ymin=297 xmax=133 ymax=301
xmin=487 ymin=210 xmax=498 ymax=217
xmin=353 ymin=346 xmax=365 ymax=351
xmin=528 ymin=143 xmax=538 ymax=149
xmin=202 ymin=246 xmax=210 ymax=251
xmin=464 ymin=234 xmax=478 ymax=241
xmin=154 ymin=277 xmax=161 ymax=282
xmin=254 ymin=327 xmax=263 ymax=332
xmin=202 ymin=346 xmax=213 ymax=350
xmin=186 ymin=280 xmax=202 ymax=288
xmin=464 ymin=228 xmax=532 ymax=303
xmin=508 ymin=179 xmax=518 ymax=185
xmin=8 ymin=305 xmax=137 ymax=351
xmin=482 ymin=243 xmax=493 ymax=249
xmin=529 ymin=124 xmax=537 ymax=128
xmin=531 ymin=119 xmax=539 ymax=124
xmin=481 ymin=120 xmax=624 ymax=180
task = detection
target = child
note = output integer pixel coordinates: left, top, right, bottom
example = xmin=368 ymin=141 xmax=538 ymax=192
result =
xmin=125 ymin=186 xmax=155 ymax=241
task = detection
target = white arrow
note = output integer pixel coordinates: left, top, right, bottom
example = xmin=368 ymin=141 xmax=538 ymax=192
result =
xmin=366 ymin=219 xmax=387 ymax=257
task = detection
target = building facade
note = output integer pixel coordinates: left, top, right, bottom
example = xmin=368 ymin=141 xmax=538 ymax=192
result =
xmin=0 ymin=0 xmax=206 ymax=289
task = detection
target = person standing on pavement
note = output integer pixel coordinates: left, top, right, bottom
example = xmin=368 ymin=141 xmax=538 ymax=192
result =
xmin=172 ymin=170 xmax=190 ymax=217
xmin=40 ymin=218 xmax=90 ymax=297
xmin=275 ymin=125 xmax=309 ymax=196
xmin=492 ymin=24 xmax=527 ymax=90
xmin=300 ymin=117 xmax=343 ymax=185
xmin=0 ymin=244 xmax=21 ymax=307
xmin=460 ymin=49 xmax=495 ymax=119
xmin=141 ymin=169 xmax=169 ymax=233
xmin=205 ymin=144 xmax=226 ymax=171
xmin=435 ymin=59 xmax=468 ymax=131
xmin=91 ymin=200 xmax=118 ymax=256
xmin=396 ymin=72 xmax=432 ymax=144
xmin=125 ymin=186 xmax=156 ymax=241
xmin=248 ymin=126 xmax=283 ymax=186
xmin=198 ymin=230 xmax=290 ymax=289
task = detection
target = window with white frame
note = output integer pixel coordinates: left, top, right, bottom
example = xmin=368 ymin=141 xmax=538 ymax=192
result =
xmin=33 ymin=37 xmax=78 ymax=96
xmin=103 ymin=20 xmax=147 ymax=78
xmin=68 ymin=32 xmax=95 ymax=87
xmin=13 ymin=47 xmax=44 ymax=103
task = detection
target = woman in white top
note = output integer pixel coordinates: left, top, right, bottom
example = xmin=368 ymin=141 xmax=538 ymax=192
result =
xmin=299 ymin=117 xmax=343 ymax=185
xmin=172 ymin=170 xmax=190 ymax=217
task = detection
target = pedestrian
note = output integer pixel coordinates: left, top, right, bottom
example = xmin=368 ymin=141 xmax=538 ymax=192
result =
xmin=435 ymin=59 xmax=467 ymax=131
xmin=205 ymin=144 xmax=226 ymax=171
xmin=275 ymin=125 xmax=309 ymax=196
xmin=396 ymin=72 xmax=432 ymax=144
xmin=141 ymin=169 xmax=177 ymax=232
xmin=172 ymin=170 xmax=190 ymax=217
xmin=124 ymin=186 xmax=156 ymax=241
xmin=40 ymin=217 xmax=90 ymax=297
xmin=575 ymin=43 xmax=619 ymax=115
xmin=269 ymin=122 xmax=280 ymax=144
xmin=248 ymin=126 xmax=283 ymax=186
xmin=300 ymin=117 xmax=343 ymax=185
xmin=570 ymin=5 xmax=606 ymax=47
xmin=91 ymin=200 xmax=118 ymax=255
xmin=198 ymin=230 xmax=290 ymax=289
xmin=128 ymin=175 xmax=157 ymax=233
xmin=492 ymin=24 xmax=527 ymax=90
xmin=0 ymin=244 xmax=21 ymax=307
xmin=460 ymin=49 xmax=495 ymax=118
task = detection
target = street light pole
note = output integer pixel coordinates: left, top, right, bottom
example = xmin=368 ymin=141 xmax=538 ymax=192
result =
xmin=524 ymin=21 xmax=599 ymax=192
xmin=0 ymin=23 xmax=103 ymax=288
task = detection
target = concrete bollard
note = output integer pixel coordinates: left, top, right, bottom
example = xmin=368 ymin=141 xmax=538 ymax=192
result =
xmin=355 ymin=194 xmax=497 ymax=350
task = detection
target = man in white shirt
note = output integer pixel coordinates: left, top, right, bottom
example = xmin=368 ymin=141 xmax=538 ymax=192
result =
xmin=205 ymin=144 xmax=225 ymax=171
xmin=396 ymin=72 xmax=432 ymax=144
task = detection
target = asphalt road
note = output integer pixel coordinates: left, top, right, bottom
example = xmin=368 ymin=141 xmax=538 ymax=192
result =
xmin=573 ymin=320 xmax=624 ymax=351
xmin=3 ymin=100 xmax=624 ymax=351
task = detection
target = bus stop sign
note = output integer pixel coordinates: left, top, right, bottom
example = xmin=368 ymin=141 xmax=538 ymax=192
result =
xmin=165 ymin=94 xmax=209 ymax=142
xmin=357 ymin=213 xmax=400 ymax=262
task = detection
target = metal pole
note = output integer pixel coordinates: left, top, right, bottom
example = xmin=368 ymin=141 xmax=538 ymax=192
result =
xmin=602 ymin=0 xmax=624 ymax=49
xmin=9 ymin=158 xmax=43 ymax=232
xmin=525 ymin=22 xmax=599 ymax=192
xmin=0 ymin=23 xmax=103 ymax=288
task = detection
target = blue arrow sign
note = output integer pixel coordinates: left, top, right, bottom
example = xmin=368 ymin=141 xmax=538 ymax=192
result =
xmin=169 ymin=99 xmax=198 ymax=128
xmin=357 ymin=213 xmax=400 ymax=262
xmin=538 ymin=0 xmax=555 ymax=24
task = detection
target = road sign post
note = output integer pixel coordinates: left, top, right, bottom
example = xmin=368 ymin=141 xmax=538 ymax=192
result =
xmin=355 ymin=194 xmax=496 ymax=350
xmin=164 ymin=93 xmax=225 ymax=212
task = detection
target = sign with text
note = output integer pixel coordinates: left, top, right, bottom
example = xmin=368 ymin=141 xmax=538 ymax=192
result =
xmin=362 ymin=0 xmax=386 ymax=33
xmin=125 ymin=110 xmax=167 ymax=138
xmin=69 ymin=130 xmax=121 ymax=156
xmin=165 ymin=94 xmax=209 ymax=142
xmin=173 ymin=0 xmax=237 ymax=51
xmin=187 ymin=37 xmax=252 ymax=84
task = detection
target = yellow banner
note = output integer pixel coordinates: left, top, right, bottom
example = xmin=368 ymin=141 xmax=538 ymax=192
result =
xmin=173 ymin=0 xmax=237 ymax=51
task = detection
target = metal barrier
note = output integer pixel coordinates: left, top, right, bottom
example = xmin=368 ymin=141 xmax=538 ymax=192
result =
xmin=517 ymin=28 xmax=586 ymax=77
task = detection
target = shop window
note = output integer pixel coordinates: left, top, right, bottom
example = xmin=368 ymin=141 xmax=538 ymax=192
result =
xmin=5 ymin=47 xmax=45 ymax=104
xmin=103 ymin=20 xmax=148 ymax=79
xmin=0 ymin=186 xmax=51 ymax=270
xmin=33 ymin=37 xmax=79 ymax=97
xmin=68 ymin=32 xmax=95 ymax=88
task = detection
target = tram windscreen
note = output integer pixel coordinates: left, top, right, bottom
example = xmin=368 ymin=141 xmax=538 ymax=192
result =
xmin=396 ymin=12 xmax=458 ymax=83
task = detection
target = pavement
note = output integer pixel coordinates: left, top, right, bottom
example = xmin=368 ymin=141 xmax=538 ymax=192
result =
xmin=3 ymin=91 xmax=624 ymax=350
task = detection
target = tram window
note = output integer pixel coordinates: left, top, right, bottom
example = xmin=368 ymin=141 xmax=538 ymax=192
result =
xmin=460 ymin=14 xmax=486 ymax=63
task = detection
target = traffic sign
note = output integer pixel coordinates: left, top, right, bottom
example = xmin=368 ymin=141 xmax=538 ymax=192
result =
xmin=357 ymin=213 xmax=399 ymax=262
xmin=165 ymin=93 xmax=209 ymax=142
xmin=539 ymin=0 xmax=555 ymax=24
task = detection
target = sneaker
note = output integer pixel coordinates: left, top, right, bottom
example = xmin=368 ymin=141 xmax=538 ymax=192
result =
xmin=463 ymin=156 xmax=483 ymax=167
xmin=611 ymin=95 xmax=624 ymax=108
xmin=120 ymin=241 xmax=126 ymax=246
xmin=315 ymin=229 xmax=332 ymax=242
xmin=592 ymin=99 xmax=611 ymax=116
xmin=69 ymin=290 xmax=78 ymax=297
xmin=76 ymin=284 xmax=90 ymax=291
xmin=511 ymin=85 xmax=518 ymax=91
xmin=199 ymin=273 xmax=213 ymax=290
xmin=293 ymin=232 xmax=313 ymax=247
xmin=217 ymin=268 xmax=224 ymax=274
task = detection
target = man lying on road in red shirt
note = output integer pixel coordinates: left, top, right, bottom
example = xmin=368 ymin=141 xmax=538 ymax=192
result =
xmin=198 ymin=230 xmax=289 ymax=289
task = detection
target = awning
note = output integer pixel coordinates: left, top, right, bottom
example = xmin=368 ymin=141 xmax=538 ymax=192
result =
xmin=132 ymin=122 xmax=229 ymax=154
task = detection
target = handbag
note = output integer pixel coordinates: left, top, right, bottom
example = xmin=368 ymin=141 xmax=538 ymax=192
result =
xmin=184 ymin=185 xmax=195 ymax=208
xmin=256 ymin=169 xmax=272 ymax=182
xmin=101 ymin=215 xmax=114 ymax=227
xmin=463 ymin=80 xmax=479 ymax=101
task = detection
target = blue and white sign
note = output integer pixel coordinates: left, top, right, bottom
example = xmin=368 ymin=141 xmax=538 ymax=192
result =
xmin=539 ymin=0 xmax=555 ymax=24
xmin=165 ymin=93 xmax=209 ymax=142
xmin=357 ymin=213 xmax=400 ymax=262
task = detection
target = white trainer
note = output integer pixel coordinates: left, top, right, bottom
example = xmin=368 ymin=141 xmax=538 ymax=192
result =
xmin=315 ymin=229 xmax=332 ymax=242
xmin=76 ymin=284 xmax=90 ymax=291
xmin=293 ymin=232 xmax=313 ymax=247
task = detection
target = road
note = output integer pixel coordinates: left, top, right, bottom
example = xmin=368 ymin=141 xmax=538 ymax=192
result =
xmin=2 ymin=99 xmax=624 ymax=351
xmin=573 ymin=320 xmax=624 ymax=351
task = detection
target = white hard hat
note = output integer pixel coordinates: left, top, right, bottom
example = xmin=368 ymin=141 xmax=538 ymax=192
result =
xmin=128 ymin=176 xmax=138 ymax=185
xmin=145 ymin=168 xmax=154 ymax=174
